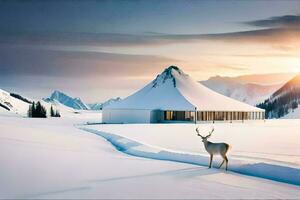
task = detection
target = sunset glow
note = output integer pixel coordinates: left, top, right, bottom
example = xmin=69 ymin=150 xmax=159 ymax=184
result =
xmin=0 ymin=0 xmax=299 ymax=102
xmin=2 ymin=2 xmax=300 ymax=198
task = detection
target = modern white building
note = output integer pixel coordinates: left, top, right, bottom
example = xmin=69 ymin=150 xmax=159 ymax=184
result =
xmin=103 ymin=66 xmax=265 ymax=124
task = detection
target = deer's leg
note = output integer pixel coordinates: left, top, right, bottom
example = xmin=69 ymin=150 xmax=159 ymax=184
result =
xmin=219 ymin=159 xmax=225 ymax=169
xmin=225 ymin=156 xmax=228 ymax=171
xmin=209 ymin=154 xmax=213 ymax=168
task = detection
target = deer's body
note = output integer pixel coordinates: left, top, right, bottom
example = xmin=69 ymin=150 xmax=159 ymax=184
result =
xmin=204 ymin=141 xmax=229 ymax=155
xmin=196 ymin=127 xmax=230 ymax=170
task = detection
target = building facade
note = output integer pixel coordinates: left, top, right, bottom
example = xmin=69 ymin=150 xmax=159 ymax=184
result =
xmin=102 ymin=66 xmax=265 ymax=124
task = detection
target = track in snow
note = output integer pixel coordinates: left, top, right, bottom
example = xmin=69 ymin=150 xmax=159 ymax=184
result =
xmin=80 ymin=127 xmax=300 ymax=186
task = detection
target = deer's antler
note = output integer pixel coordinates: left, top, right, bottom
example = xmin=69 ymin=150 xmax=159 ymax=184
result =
xmin=207 ymin=127 xmax=214 ymax=137
xmin=196 ymin=127 xmax=203 ymax=137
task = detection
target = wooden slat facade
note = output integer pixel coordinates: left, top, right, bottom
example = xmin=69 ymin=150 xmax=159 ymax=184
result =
xmin=164 ymin=110 xmax=265 ymax=121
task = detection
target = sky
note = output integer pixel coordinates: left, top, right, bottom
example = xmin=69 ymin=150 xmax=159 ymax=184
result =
xmin=0 ymin=0 xmax=300 ymax=102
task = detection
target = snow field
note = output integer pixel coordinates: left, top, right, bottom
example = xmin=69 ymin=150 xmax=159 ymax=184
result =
xmin=81 ymin=126 xmax=300 ymax=186
xmin=1 ymin=114 xmax=300 ymax=198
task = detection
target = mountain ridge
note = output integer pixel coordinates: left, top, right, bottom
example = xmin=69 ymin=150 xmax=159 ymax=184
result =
xmin=257 ymin=74 xmax=300 ymax=118
xmin=44 ymin=90 xmax=90 ymax=110
xmin=89 ymin=97 xmax=121 ymax=110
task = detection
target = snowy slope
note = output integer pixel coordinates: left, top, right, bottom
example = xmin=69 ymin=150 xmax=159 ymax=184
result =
xmin=257 ymin=74 xmax=300 ymax=119
xmin=201 ymin=76 xmax=281 ymax=105
xmin=84 ymin=119 xmax=300 ymax=185
xmin=1 ymin=114 xmax=300 ymax=199
xmin=41 ymin=99 xmax=78 ymax=117
xmin=107 ymin=66 xmax=263 ymax=111
xmin=0 ymin=88 xmax=79 ymax=117
xmin=0 ymin=89 xmax=30 ymax=116
xmin=271 ymin=74 xmax=300 ymax=100
xmin=45 ymin=90 xmax=90 ymax=110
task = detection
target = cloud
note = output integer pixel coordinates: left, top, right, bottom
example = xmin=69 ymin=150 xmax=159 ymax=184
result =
xmin=216 ymin=64 xmax=249 ymax=71
xmin=156 ymin=26 xmax=300 ymax=46
xmin=0 ymin=45 xmax=180 ymax=77
xmin=0 ymin=25 xmax=296 ymax=49
xmin=244 ymin=14 xmax=300 ymax=28
xmin=157 ymin=14 xmax=300 ymax=48
xmin=1 ymin=15 xmax=300 ymax=48
xmin=156 ymin=28 xmax=278 ymax=40
xmin=0 ymin=44 xmax=183 ymax=102
xmin=0 ymin=31 xmax=171 ymax=47
xmin=230 ymin=52 xmax=300 ymax=58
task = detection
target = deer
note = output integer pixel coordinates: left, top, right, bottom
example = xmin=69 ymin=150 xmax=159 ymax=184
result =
xmin=196 ymin=127 xmax=230 ymax=170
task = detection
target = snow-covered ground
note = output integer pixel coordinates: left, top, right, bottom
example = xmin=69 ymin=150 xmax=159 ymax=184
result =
xmin=1 ymin=113 xmax=300 ymax=199
xmin=86 ymin=120 xmax=300 ymax=167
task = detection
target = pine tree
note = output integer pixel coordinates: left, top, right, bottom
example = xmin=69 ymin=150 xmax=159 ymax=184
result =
xmin=36 ymin=101 xmax=42 ymax=117
xmin=32 ymin=101 xmax=36 ymax=117
xmin=28 ymin=101 xmax=47 ymax=118
xmin=50 ymin=105 xmax=55 ymax=117
xmin=55 ymin=110 xmax=61 ymax=117
xmin=40 ymin=102 xmax=47 ymax=118
xmin=27 ymin=104 xmax=32 ymax=117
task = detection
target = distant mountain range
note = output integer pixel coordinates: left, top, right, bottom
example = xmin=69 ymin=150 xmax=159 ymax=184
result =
xmin=1 ymin=72 xmax=300 ymax=119
xmin=88 ymin=97 xmax=121 ymax=110
xmin=0 ymin=88 xmax=122 ymax=117
xmin=0 ymin=89 xmax=69 ymax=117
xmin=257 ymin=75 xmax=300 ymax=118
xmin=201 ymin=76 xmax=282 ymax=105
xmin=201 ymin=73 xmax=300 ymax=118
xmin=44 ymin=90 xmax=121 ymax=111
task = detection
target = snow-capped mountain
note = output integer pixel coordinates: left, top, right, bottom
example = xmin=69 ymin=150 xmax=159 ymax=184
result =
xmin=0 ymin=88 xmax=75 ymax=117
xmin=0 ymin=88 xmax=93 ymax=118
xmin=201 ymin=76 xmax=281 ymax=105
xmin=105 ymin=66 xmax=262 ymax=112
xmin=44 ymin=90 xmax=90 ymax=110
xmin=89 ymin=97 xmax=121 ymax=110
xmin=257 ymin=74 xmax=300 ymax=118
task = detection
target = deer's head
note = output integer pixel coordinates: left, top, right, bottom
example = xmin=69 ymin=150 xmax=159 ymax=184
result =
xmin=196 ymin=127 xmax=214 ymax=142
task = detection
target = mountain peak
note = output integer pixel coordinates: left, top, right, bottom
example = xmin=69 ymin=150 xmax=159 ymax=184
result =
xmin=152 ymin=66 xmax=187 ymax=88
xmin=51 ymin=90 xmax=66 ymax=99
xmin=163 ymin=65 xmax=184 ymax=75
xmin=47 ymin=90 xmax=89 ymax=110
